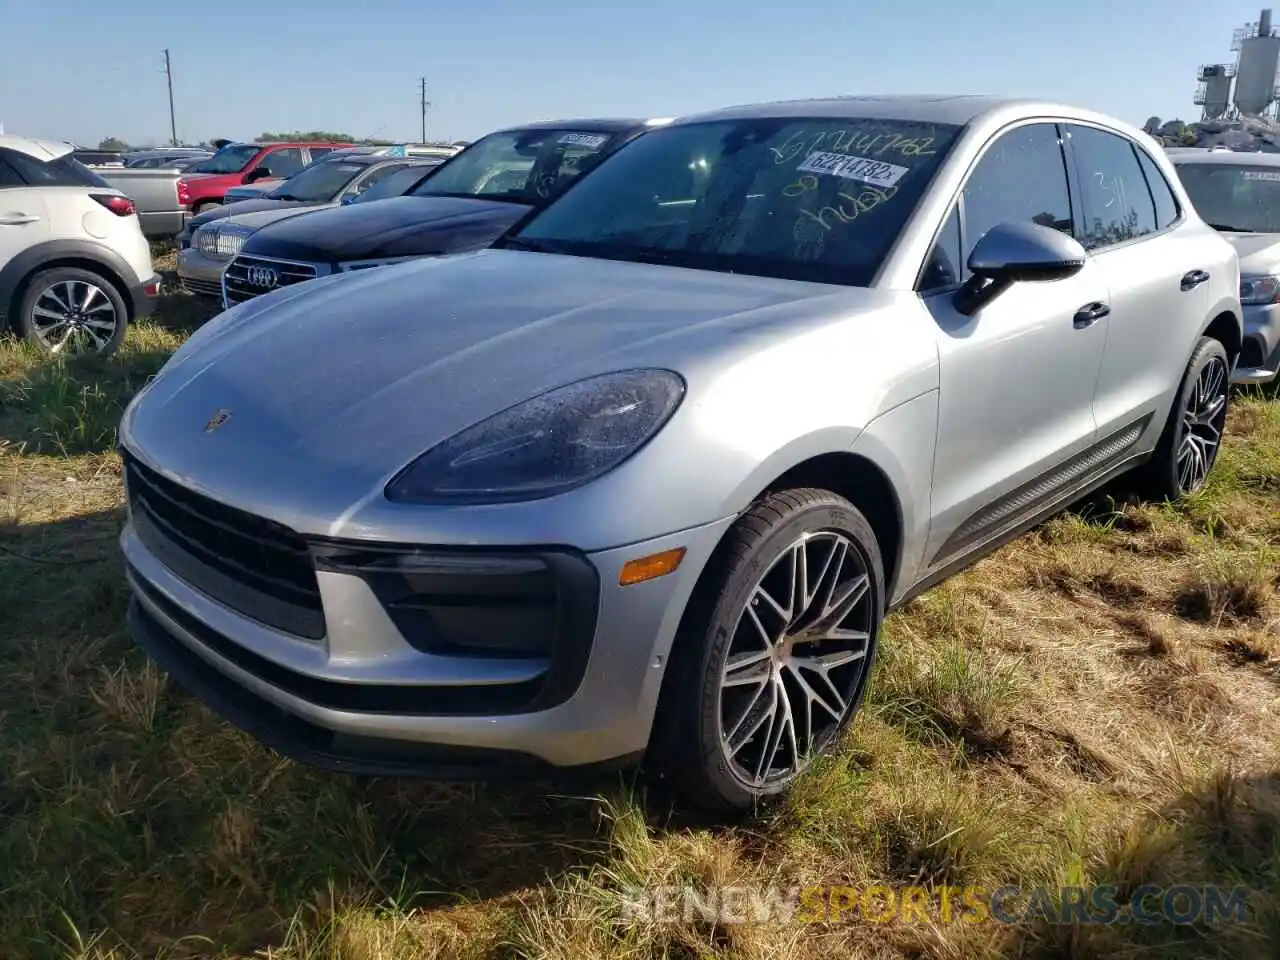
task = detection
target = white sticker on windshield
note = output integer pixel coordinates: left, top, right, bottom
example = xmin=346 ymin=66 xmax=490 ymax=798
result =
xmin=796 ymin=151 xmax=910 ymax=188
xmin=1243 ymin=169 xmax=1280 ymax=181
xmin=560 ymin=133 xmax=609 ymax=149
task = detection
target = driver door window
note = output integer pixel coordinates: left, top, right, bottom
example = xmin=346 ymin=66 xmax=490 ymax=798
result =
xmin=919 ymin=123 xmax=1073 ymax=291
xmin=959 ymin=123 xmax=1074 ymax=279
xmin=262 ymin=148 xmax=304 ymax=179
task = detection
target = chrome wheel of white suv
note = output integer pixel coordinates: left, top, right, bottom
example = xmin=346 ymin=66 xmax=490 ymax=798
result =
xmin=17 ymin=268 xmax=128 ymax=357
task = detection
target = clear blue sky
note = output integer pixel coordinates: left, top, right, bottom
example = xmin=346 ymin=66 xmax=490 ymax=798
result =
xmin=0 ymin=0 xmax=1258 ymax=147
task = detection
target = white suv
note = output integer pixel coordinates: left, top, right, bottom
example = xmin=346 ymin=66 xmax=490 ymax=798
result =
xmin=0 ymin=134 xmax=160 ymax=356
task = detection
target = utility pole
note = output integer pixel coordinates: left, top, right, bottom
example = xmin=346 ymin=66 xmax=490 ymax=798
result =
xmin=419 ymin=77 xmax=430 ymax=144
xmin=164 ymin=49 xmax=178 ymax=146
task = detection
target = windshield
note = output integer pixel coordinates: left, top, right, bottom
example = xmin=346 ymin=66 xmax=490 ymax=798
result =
xmin=185 ymin=144 xmax=260 ymax=175
xmin=1175 ymin=162 xmax=1280 ymax=233
xmin=269 ymin=160 xmax=365 ymax=201
xmin=507 ymin=116 xmax=960 ymax=286
xmin=412 ymin=128 xmax=620 ymax=205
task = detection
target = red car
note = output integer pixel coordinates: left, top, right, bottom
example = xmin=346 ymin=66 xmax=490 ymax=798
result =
xmin=177 ymin=141 xmax=351 ymax=214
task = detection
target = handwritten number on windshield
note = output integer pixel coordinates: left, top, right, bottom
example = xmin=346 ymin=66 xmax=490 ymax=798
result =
xmin=770 ymin=128 xmax=936 ymax=165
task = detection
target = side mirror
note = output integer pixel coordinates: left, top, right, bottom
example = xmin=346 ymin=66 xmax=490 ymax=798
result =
xmin=341 ymin=193 xmax=358 ymax=205
xmin=953 ymin=221 xmax=1087 ymax=316
xmin=244 ymin=167 xmax=271 ymax=184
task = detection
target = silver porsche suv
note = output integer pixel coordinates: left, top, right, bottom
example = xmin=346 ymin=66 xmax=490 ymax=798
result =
xmin=119 ymin=96 xmax=1242 ymax=815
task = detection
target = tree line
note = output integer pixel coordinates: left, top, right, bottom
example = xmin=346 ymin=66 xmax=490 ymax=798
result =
xmin=96 ymin=132 xmax=467 ymax=151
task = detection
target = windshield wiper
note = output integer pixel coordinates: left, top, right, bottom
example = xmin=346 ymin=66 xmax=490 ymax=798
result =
xmin=501 ymin=237 xmax=562 ymax=253
xmin=419 ymin=190 xmax=530 ymax=205
xmin=1206 ymin=222 xmax=1245 ymax=232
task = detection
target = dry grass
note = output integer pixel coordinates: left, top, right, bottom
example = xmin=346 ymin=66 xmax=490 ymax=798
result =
xmin=2 ymin=278 xmax=1278 ymax=958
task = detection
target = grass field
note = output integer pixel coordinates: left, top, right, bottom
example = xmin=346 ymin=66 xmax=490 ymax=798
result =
xmin=1 ymin=259 xmax=1278 ymax=959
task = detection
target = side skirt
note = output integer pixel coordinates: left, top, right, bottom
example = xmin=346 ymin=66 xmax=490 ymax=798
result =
xmin=891 ymin=432 xmax=1153 ymax=610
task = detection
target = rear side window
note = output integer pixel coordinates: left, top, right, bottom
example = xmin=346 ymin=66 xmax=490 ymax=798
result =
xmin=1135 ymin=148 xmax=1180 ymax=230
xmin=350 ymin=162 xmax=413 ymax=197
xmin=959 ymin=122 xmax=1073 ymax=280
xmin=352 ymin=164 xmax=434 ymax=203
xmin=0 ymin=149 xmax=111 ymax=188
xmin=1067 ymin=125 xmax=1157 ymax=250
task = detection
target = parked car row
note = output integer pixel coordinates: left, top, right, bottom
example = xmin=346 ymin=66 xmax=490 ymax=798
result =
xmin=118 ymin=148 xmax=214 ymax=169
xmin=221 ymin=143 xmax=461 ymax=202
xmin=176 ymin=152 xmax=449 ymax=297
xmin=109 ymin=95 xmax=1258 ymax=816
xmin=68 ymin=140 xmax=464 ymax=242
xmin=187 ymin=118 xmax=667 ymax=304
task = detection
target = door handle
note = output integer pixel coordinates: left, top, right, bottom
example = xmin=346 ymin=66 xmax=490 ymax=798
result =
xmin=0 ymin=214 xmax=40 ymax=225
xmin=1180 ymin=269 xmax=1210 ymax=291
xmin=1073 ymin=301 xmax=1111 ymax=328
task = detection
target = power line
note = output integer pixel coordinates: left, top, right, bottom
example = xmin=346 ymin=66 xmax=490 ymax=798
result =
xmin=163 ymin=49 xmax=177 ymax=146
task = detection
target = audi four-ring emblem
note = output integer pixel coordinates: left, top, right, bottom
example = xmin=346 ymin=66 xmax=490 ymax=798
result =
xmin=246 ymin=265 xmax=279 ymax=288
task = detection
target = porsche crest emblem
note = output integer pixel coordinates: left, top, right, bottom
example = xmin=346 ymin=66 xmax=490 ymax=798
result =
xmin=204 ymin=409 xmax=232 ymax=433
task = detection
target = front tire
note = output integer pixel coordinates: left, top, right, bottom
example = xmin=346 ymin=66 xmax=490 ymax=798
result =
xmin=1139 ymin=336 xmax=1230 ymax=500
xmin=651 ymin=489 xmax=884 ymax=816
xmin=13 ymin=267 xmax=128 ymax=357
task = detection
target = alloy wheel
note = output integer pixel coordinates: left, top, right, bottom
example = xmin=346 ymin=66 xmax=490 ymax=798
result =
xmin=716 ymin=530 xmax=874 ymax=788
xmin=1177 ymin=355 xmax=1228 ymax=493
xmin=29 ymin=279 xmax=120 ymax=356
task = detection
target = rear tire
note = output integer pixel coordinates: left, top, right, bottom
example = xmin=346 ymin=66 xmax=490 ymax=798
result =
xmin=13 ymin=267 xmax=128 ymax=357
xmin=649 ymin=489 xmax=884 ymax=816
xmin=1138 ymin=336 xmax=1230 ymax=500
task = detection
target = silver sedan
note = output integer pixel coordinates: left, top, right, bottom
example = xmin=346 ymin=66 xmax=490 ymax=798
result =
xmin=119 ymin=95 xmax=1242 ymax=815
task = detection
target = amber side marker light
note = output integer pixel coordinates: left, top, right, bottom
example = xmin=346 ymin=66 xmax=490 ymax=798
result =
xmin=619 ymin=547 xmax=687 ymax=586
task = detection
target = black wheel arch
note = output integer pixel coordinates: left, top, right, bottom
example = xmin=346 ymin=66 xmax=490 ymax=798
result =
xmin=0 ymin=239 xmax=138 ymax=327
xmin=1202 ymin=309 xmax=1243 ymax=369
xmin=757 ymin=452 xmax=904 ymax=602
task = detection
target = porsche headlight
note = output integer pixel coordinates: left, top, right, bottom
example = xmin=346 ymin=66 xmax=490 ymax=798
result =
xmin=385 ymin=369 xmax=686 ymax=504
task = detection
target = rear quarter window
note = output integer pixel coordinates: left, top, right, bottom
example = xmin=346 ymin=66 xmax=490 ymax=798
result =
xmin=1 ymin=150 xmax=111 ymax=188
xmin=1135 ymin=149 xmax=1180 ymax=230
xmin=0 ymin=156 xmax=24 ymax=187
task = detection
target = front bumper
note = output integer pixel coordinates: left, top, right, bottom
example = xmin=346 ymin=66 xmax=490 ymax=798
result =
xmin=127 ymin=595 xmax=626 ymax=779
xmin=120 ymin=464 xmax=733 ymax=772
xmin=1234 ymin=302 xmax=1280 ymax=385
xmin=178 ymin=246 xmax=231 ymax=299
